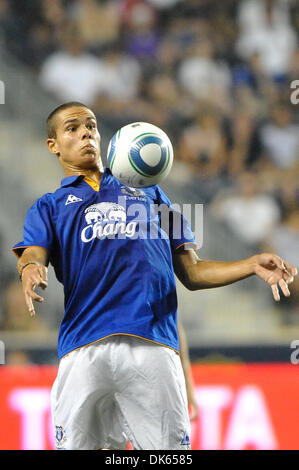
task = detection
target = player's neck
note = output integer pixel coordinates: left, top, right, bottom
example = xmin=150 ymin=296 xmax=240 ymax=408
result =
xmin=78 ymin=169 xmax=102 ymax=185
xmin=63 ymin=166 xmax=103 ymax=185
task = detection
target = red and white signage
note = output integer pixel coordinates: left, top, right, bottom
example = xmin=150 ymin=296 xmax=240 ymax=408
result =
xmin=0 ymin=363 xmax=298 ymax=450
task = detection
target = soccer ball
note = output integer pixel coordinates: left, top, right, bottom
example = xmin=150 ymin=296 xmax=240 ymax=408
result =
xmin=106 ymin=122 xmax=173 ymax=188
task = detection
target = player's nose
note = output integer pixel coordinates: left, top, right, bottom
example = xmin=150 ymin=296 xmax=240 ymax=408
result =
xmin=81 ymin=126 xmax=92 ymax=140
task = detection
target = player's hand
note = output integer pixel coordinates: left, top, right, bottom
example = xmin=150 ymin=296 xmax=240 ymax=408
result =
xmin=21 ymin=264 xmax=48 ymax=316
xmin=188 ymin=396 xmax=199 ymax=421
xmin=253 ymin=253 xmax=297 ymax=301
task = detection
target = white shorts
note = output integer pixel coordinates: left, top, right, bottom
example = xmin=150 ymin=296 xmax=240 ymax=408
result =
xmin=51 ymin=335 xmax=191 ymax=450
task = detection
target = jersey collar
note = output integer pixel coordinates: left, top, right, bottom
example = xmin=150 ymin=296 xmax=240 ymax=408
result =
xmin=60 ymin=168 xmax=111 ymax=189
xmin=60 ymin=175 xmax=84 ymax=188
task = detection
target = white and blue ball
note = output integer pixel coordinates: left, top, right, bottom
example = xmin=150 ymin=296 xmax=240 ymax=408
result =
xmin=107 ymin=122 xmax=173 ymax=188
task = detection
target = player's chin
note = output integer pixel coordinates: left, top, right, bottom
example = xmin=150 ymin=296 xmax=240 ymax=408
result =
xmin=80 ymin=149 xmax=99 ymax=162
xmin=79 ymin=152 xmax=100 ymax=169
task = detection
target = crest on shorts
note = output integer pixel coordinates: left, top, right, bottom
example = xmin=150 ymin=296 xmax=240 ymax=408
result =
xmin=180 ymin=431 xmax=190 ymax=446
xmin=55 ymin=425 xmax=66 ymax=449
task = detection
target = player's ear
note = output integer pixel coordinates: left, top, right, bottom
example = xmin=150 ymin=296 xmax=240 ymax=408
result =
xmin=47 ymin=138 xmax=60 ymax=157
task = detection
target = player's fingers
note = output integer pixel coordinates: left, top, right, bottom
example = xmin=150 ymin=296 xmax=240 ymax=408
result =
xmin=270 ymin=255 xmax=285 ymax=271
xmin=279 ymin=279 xmax=290 ymax=297
xmin=271 ymin=284 xmax=280 ymax=302
xmin=189 ymin=404 xmax=199 ymax=421
xmin=38 ymin=266 xmax=48 ymax=288
xmin=37 ymin=275 xmax=48 ymax=290
xmin=29 ymin=277 xmax=46 ymax=292
xmin=26 ymin=285 xmax=44 ymax=303
xmin=31 ymin=274 xmax=43 ymax=286
xmin=283 ymin=261 xmax=298 ymax=278
xmin=27 ymin=271 xmax=47 ymax=290
xmin=24 ymin=291 xmax=36 ymax=317
xmin=283 ymin=271 xmax=294 ymax=284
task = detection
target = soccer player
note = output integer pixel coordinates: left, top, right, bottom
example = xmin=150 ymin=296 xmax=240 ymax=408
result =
xmin=13 ymin=102 xmax=297 ymax=450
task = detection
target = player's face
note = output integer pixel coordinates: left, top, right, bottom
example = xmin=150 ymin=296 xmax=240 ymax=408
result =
xmin=49 ymin=106 xmax=101 ymax=171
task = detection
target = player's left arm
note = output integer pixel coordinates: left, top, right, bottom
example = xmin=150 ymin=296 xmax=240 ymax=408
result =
xmin=178 ymin=321 xmax=198 ymax=421
xmin=173 ymin=247 xmax=297 ymax=301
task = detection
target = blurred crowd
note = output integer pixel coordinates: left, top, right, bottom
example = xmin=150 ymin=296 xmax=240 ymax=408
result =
xmin=0 ymin=0 xmax=299 ymax=352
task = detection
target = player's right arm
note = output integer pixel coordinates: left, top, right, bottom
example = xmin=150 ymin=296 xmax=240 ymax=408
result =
xmin=18 ymin=246 xmax=49 ymax=316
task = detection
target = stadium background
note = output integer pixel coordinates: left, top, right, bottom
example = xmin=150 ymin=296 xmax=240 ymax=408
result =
xmin=0 ymin=0 xmax=298 ymax=450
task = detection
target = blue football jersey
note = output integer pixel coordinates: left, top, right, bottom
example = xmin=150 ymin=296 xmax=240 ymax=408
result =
xmin=13 ymin=168 xmax=197 ymax=359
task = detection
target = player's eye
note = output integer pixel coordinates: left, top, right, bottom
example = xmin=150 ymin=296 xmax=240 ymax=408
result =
xmin=67 ymin=126 xmax=76 ymax=132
